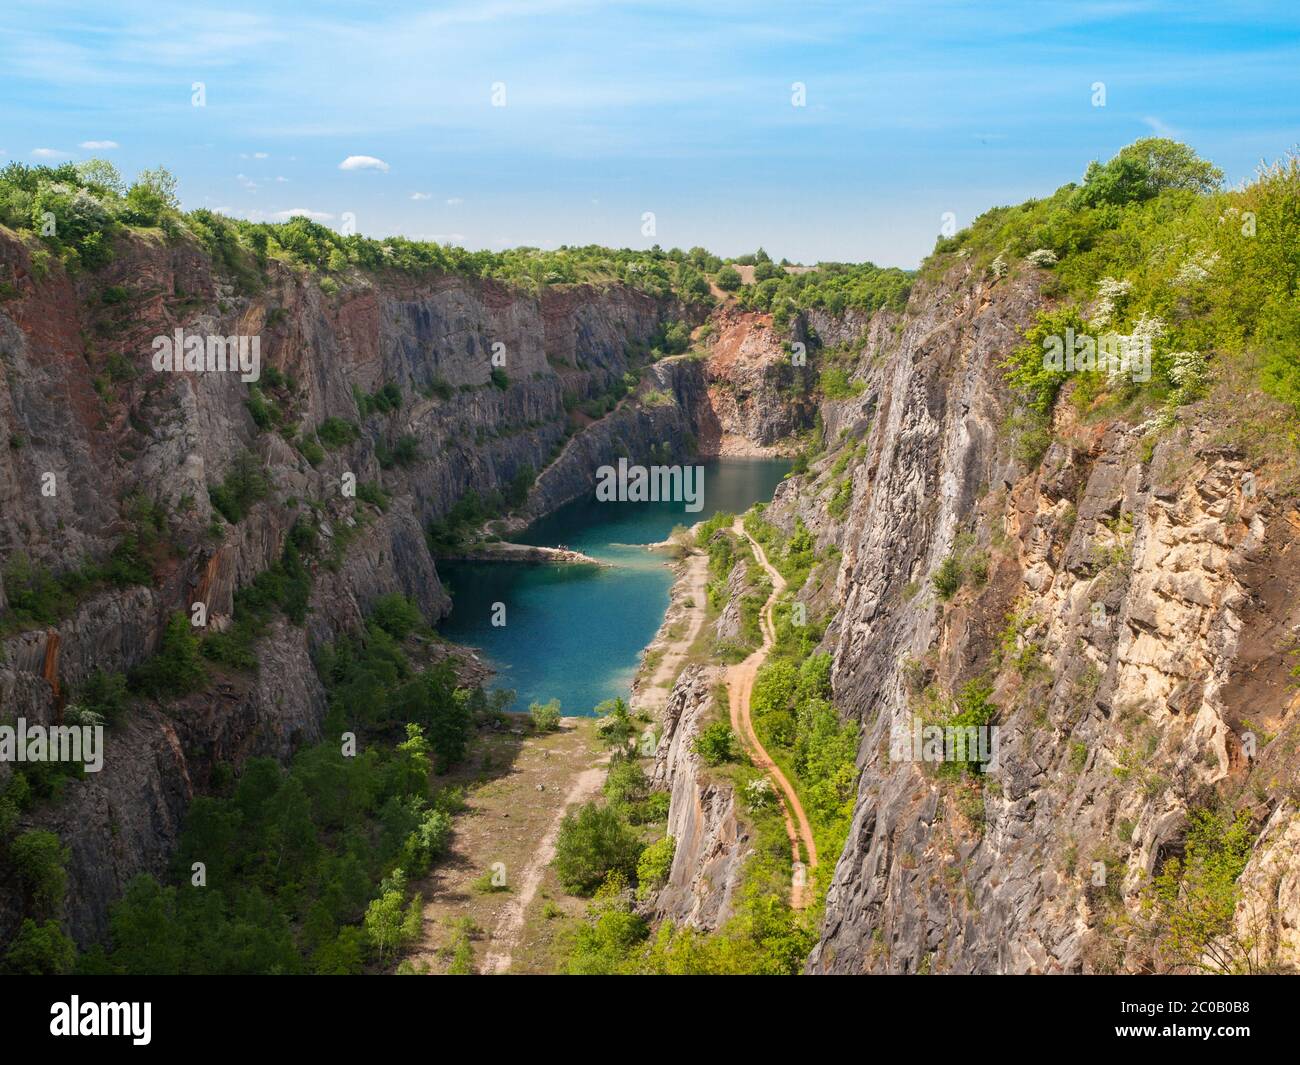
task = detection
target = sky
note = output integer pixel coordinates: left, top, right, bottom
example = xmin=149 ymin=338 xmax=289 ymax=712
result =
xmin=1 ymin=0 xmax=1298 ymax=268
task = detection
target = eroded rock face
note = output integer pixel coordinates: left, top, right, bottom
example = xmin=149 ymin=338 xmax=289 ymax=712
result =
xmin=0 ymin=230 xmax=707 ymax=946
xmin=746 ymin=263 xmax=1300 ymax=974
xmin=648 ymin=665 xmax=749 ymax=931
xmin=698 ymin=309 xmax=815 ymax=453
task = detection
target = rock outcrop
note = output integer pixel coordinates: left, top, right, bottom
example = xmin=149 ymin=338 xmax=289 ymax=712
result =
xmin=728 ymin=261 xmax=1300 ymax=974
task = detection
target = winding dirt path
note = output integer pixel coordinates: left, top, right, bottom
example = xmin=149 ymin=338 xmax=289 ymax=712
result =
xmin=727 ymin=520 xmax=819 ymax=909
xmin=643 ymin=550 xmax=709 ymax=698
xmin=479 ymin=757 xmax=607 ymax=974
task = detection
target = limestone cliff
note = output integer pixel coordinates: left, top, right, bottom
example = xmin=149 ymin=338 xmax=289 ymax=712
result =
xmin=733 ymin=261 xmax=1300 ymax=974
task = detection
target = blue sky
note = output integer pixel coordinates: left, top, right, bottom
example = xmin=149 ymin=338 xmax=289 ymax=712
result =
xmin=2 ymin=0 xmax=1297 ymax=267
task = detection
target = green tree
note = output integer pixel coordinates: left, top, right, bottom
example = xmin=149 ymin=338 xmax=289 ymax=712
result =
xmin=363 ymin=889 xmax=408 ymax=960
xmin=635 ymin=836 xmax=676 ymax=900
xmin=370 ymin=594 xmax=424 ymax=640
xmin=692 ymin=721 xmax=739 ymax=766
xmin=10 ymin=829 xmax=69 ymax=919
xmin=3 ymin=919 xmax=76 ymax=974
xmin=529 ymin=698 xmax=561 ymax=732
xmin=130 ymin=611 xmax=207 ymax=696
xmin=553 ymin=803 xmax=643 ymax=895
xmin=1140 ymin=809 xmax=1257 ymax=973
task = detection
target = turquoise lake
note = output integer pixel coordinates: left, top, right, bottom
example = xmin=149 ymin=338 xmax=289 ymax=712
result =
xmin=437 ymin=457 xmax=790 ymax=715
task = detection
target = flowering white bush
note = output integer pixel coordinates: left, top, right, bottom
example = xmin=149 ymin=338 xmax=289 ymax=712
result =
xmin=990 ymin=254 xmax=1008 ymax=279
xmin=1129 ymin=312 xmax=1167 ymax=349
xmin=1091 ymin=276 xmax=1132 ymax=327
xmin=1137 ymin=407 xmax=1178 ymax=435
xmin=1173 ymin=251 xmax=1220 ymax=287
xmin=1024 ymin=248 xmax=1058 ymax=267
xmin=1168 ymin=349 xmax=1207 ymax=389
xmin=744 ymin=777 xmax=774 ymax=811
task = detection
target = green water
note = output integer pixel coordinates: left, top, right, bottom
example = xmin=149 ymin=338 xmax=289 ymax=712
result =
xmin=437 ymin=457 xmax=790 ymax=715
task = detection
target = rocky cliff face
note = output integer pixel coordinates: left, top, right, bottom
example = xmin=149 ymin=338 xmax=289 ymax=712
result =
xmin=0 ymin=229 xmax=706 ymax=946
xmin=7 ymin=221 xmax=1294 ymax=972
xmin=695 ymin=309 xmax=815 ymax=454
xmin=734 ymin=261 xmax=1300 ymax=974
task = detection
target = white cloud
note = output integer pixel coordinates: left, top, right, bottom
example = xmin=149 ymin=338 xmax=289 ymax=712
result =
xmin=80 ymin=140 xmax=119 ymax=150
xmin=338 ymin=155 xmax=389 ymax=172
xmin=275 ymin=176 xmax=289 ymax=182
xmin=237 ymin=173 xmax=259 ymax=189
xmin=275 ymin=208 xmax=334 ymax=221
xmin=1142 ymin=115 xmax=1181 ymax=139
xmin=32 ymin=147 xmax=70 ymax=159
xmin=445 ymin=197 xmax=464 ymax=206
xmin=410 ymin=191 xmax=431 ymax=200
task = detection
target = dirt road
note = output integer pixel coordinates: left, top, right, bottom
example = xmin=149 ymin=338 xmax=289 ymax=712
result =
xmin=642 ymin=550 xmax=709 ymax=697
xmin=479 ymin=756 xmax=607 ymax=974
xmin=727 ymin=520 xmax=819 ymax=909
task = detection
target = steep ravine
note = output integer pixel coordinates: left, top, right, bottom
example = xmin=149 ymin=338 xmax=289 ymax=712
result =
xmin=0 ymin=230 xmax=709 ymax=947
xmin=646 ymin=265 xmax=1300 ymax=974
xmin=7 ymin=226 xmax=1295 ymax=974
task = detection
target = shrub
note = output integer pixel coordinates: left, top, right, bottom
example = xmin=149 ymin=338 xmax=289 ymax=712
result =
xmin=506 ymin=464 xmax=535 ymax=508
xmin=370 ymin=594 xmax=424 ymax=640
xmin=129 ymin=612 xmax=207 ymax=697
xmin=716 ymin=266 xmax=742 ymax=292
xmin=635 ymin=836 xmax=676 ymax=900
xmin=553 ymin=803 xmax=642 ymax=895
xmin=932 ymin=555 xmax=964 ymax=600
xmin=819 ymin=366 xmax=864 ymax=400
xmin=356 ymin=480 xmax=389 ymax=511
xmin=2 ymin=919 xmax=76 ymax=975
xmin=76 ymin=670 xmax=129 ymax=727
xmin=208 ymin=451 xmax=271 ymax=524
xmin=10 ymin=830 xmax=69 ymax=919
xmin=692 ymin=721 xmax=739 ymax=766
xmin=604 ymin=759 xmax=647 ymax=805
xmin=400 ymin=808 xmax=453 ymax=875
xmin=530 ymin=699 xmax=561 ymax=733
xmin=594 ymin=697 xmax=634 ymax=745
xmin=1141 ymin=809 xmax=1255 ymax=973
xmin=316 ymin=417 xmax=358 ymax=449
xmin=1000 ymin=306 xmax=1084 ymax=416
xmin=364 ymin=889 xmax=423 ymax=960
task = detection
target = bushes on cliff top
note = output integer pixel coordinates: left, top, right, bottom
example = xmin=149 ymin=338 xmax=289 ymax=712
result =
xmin=0 ymin=161 xmax=183 ymax=274
xmin=0 ymin=163 xmax=733 ymax=300
xmin=930 ymin=140 xmax=1300 ymax=441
